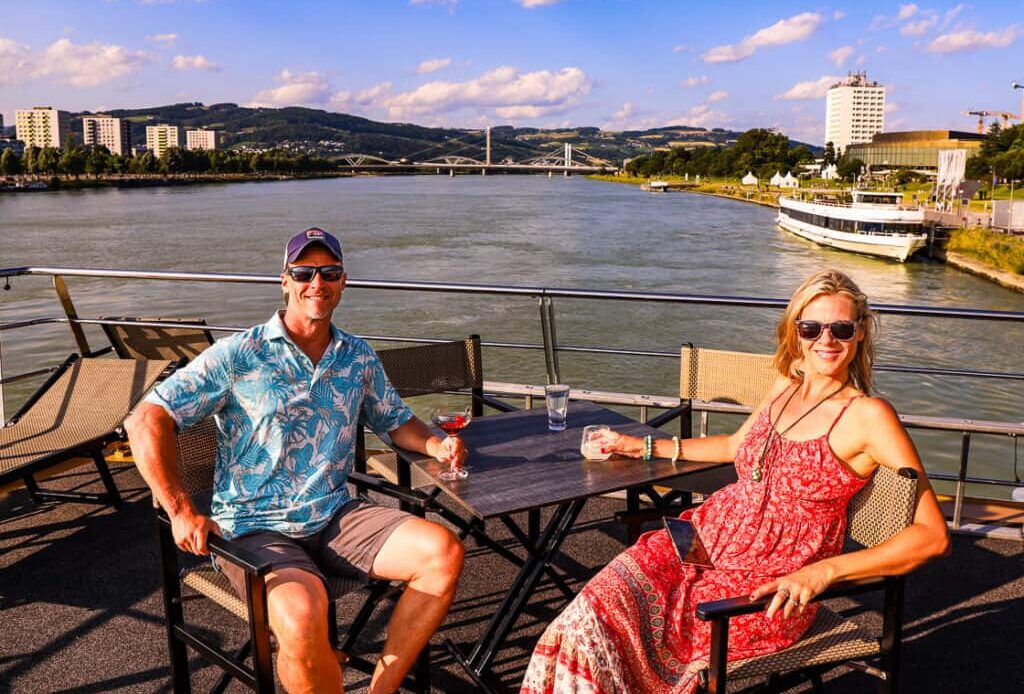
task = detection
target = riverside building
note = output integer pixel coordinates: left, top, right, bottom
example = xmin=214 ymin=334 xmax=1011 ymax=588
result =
xmin=845 ymin=130 xmax=985 ymax=172
xmin=185 ymin=129 xmax=218 ymax=150
xmin=825 ymin=72 xmax=885 ymax=155
xmin=15 ymin=107 xmax=70 ymax=149
xmin=82 ymin=115 xmax=132 ymax=156
xmin=145 ymin=124 xmax=184 ymax=158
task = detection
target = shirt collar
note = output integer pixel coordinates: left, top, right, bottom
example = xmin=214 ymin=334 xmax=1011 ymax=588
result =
xmin=266 ymin=310 xmax=347 ymax=350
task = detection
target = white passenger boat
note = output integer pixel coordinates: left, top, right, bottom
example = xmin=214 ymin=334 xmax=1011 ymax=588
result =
xmin=776 ymin=190 xmax=929 ymax=262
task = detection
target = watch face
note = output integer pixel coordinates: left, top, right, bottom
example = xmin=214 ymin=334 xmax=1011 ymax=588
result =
xmin=664 ymin=517 xmax=714 ymax=569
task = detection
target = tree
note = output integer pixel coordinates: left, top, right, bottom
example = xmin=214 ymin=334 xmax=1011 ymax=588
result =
xmin=37 ymin=147 xmax=61 ymax=176
xmin=23 ymin=146 xmax=40 ymax=175
xmin=992 ymin=149 xmax=1024 ymax=182
xmin=837 ymin=157 xmax=865 ymax=183
xmin=823 ymin=142 xmax=837 ymax=167
xmin=85 ymin=146 xmax=111 ymax=177
xmin=1 ymin=149 xmax=23 ymax=176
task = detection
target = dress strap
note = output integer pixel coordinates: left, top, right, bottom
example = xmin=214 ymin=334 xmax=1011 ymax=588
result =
xmin=827 ymin=395 xmax=864 ymax=436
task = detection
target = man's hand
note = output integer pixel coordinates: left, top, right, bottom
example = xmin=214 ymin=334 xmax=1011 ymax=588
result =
xmin=170 ymin=510 xmax=222 ymax=555
xmin=428 ymin=435 xmax=467 ymax=469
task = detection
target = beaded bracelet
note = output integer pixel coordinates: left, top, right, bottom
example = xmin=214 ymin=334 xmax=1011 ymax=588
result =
xmin=642 ymin=435 xmax=653 ymax=461
xmin=671 ymin=436 xmax=682 ymax=464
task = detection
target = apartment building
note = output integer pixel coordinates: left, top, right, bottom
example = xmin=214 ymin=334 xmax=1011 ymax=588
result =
xmin=15 ymin=107 xmax=70 ymax=149
xmin=186 ymin=129 xmax=219 ymax=150
xmin=825 ymin=72 xmax=885 ymax=154
xmin=82 ymin=115 xmax=132 ymax=156
xmin=145 ymin=124 xmax=184 ymax=158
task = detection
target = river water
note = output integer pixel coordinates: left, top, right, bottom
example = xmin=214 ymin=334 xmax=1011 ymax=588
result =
xmin=2 ymin=176 xmax=1023 ymax=495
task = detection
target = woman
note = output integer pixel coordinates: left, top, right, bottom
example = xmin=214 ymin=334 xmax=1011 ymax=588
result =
xmin=521 ymin=269 xmax=950 ymax=694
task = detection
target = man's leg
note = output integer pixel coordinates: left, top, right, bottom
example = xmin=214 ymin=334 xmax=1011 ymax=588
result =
xmin=368 ymin=517 xmax=464 ymax=694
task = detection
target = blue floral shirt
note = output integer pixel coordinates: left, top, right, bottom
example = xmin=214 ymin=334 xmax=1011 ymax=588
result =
xmin=145 ymin=312 xmax=413 ymax=539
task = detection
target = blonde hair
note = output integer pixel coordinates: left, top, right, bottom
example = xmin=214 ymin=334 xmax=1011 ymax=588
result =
xmin=774 ymin=269 xmax=877 ymax=393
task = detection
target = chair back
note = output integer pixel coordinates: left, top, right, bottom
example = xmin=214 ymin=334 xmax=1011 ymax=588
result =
xmin=846 ymin=466 xmax=918 ymax=548
xmin=679 ymin=345 xmax=777 ymax=407
xmin=102 ymin=316 xmax=215 ymax=363
xmin=376 ymin=336 xmax=483 ymax=413
xmin=174 ymin=417 xmax=219 ymax=498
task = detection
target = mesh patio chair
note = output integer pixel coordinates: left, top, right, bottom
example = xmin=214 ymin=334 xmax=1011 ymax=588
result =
xmin=696 ymin=465 xmax=919 ymax=694
xmin=619 ymin=345 xmax=777 ymax=541
xmin=0 ymin=355 xmax=171 ymax=509
xmin=101 ymin=316 xmax=215 ymax=363
xmin=157 ymin=418 xmax=432 ymax=694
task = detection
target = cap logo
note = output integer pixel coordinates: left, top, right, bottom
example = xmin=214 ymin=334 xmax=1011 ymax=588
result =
xmin=306 ymin=229 xmax=324 ymax=239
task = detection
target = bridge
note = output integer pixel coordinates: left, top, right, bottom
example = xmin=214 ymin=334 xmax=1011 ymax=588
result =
xmin=336 ymin=128 xmax=616 ymax=175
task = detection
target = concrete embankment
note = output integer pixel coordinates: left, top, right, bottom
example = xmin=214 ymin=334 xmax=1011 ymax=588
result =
xmin=943 ymin=251 xmax=1024 ymax=294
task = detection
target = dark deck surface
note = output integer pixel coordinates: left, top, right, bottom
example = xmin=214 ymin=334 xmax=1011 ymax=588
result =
xmin=2 ymin=462 xmax=1022 ymax=693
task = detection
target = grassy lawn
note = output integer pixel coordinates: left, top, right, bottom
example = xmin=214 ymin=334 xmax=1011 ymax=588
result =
xmin=947 ymin=227 xmax=1024 ymax=275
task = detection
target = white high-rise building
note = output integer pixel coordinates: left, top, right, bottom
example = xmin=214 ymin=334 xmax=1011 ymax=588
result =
xmin=146 ymin=124 xmax=184 ymax=158
xmin=82 ymin=115 xmax=132 ymax=155
xmin=15 ymin=107 xmax=70 ymax=149
xmin=186 ymin=129 xmax=218 ymax=151
xmin=825 ymin=72 xmax=885 ymax=155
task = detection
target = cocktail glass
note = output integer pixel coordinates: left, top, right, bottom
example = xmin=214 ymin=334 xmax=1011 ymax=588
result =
xmin=430 ymin=406 xmax=472 ymax=481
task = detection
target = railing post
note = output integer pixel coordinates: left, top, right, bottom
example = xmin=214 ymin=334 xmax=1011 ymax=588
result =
xmin=0 ymin=331 xmax=6 ymax=424
xmin=52 ymin=275 xmax=91 ymax=355
xmin=952 ymin=432 xmax=971 ymax=530
xmin=538 ymin=293 xmax=561 ymax=384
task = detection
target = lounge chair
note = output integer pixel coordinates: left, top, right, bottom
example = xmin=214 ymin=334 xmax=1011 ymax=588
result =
xmin=0 ymin=355 xmax=172 ymax=509
xmin=100 ymin=316 xmax=215 ymax=363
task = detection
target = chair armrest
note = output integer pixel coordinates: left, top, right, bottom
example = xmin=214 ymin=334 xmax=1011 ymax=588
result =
xmin=478 ymin=393 xmax=519 ymax=413
xmin=696 ymin=576 xmax=893 ymax=621
xmin=156 ymin=511 xmax=271 ymax=575
xmin=647 ymin=403 xmax=690 ymax=429
xmin=349 ymin=470 xmax=431 ymax=509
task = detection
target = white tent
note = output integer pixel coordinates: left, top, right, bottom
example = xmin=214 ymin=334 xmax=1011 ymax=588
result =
xmin=769 ymin=171 xmax=784 ymax=186
xmin=741 ymin=171 xmax=758 ymax=185
xmin=780 ymin=171 xmax=799 ymax=188
xmin=821 ymin=164 xmax=838 ymax=181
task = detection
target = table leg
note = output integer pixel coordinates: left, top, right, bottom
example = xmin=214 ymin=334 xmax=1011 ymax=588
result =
xmin=499 ymin=515 xmax=576 ymax=600
xmin=454 ymin=499 xmax=587 ymax=685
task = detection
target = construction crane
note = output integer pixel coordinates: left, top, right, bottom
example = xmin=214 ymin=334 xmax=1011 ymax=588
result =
xmin=966 ymin=110 xmax=1017 ymax=134
xmin=1014 ymin=82 xmax=1024 ymax=121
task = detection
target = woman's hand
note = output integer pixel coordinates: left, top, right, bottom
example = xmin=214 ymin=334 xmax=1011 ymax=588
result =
xmin=596 ymin=430 xmax=645 ymax=458
xmin=750 ymin=561 xmax=836 ymax=620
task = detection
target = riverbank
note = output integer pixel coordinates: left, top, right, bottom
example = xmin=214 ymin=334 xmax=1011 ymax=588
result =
xmin=945 ymin=228 xmax=1024 ymax=293
xmin=0 ymin=171 xmax=352 ymax=193
xmin=589 ymin=174 xmax=780 ymax=208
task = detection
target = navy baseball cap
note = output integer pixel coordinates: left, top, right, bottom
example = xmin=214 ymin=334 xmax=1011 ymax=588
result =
xmin=284 ymin=227 xmax=344 ymax=266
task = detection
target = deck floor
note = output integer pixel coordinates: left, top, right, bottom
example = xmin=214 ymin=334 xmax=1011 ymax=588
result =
xmin=2 ymin=462 xmax=1022 ymax=693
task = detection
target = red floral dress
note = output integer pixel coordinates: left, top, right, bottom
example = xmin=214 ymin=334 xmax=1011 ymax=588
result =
xmin=522 ymin=396 xmax=869 ymax=694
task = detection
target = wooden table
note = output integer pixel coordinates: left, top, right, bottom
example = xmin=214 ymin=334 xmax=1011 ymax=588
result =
xmin=391 ymin=400 xmax=724 ymax=691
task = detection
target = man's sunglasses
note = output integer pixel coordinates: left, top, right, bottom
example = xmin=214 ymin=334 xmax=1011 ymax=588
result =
xmin=286 ymin=265 xmax=345 ymax=283
xmin=795 ymin=319 xmax=858 ymax=342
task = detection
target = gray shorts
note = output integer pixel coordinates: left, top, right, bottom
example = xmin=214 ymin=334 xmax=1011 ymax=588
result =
xmin=215 ymin=499 xmax=413 ymax=599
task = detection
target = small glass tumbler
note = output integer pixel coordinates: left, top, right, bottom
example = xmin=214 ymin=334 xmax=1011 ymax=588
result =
xmin=544 ymin=383 xmax=570 ymax=431
xmin=580 ymin=425 xmax=612 ymax=461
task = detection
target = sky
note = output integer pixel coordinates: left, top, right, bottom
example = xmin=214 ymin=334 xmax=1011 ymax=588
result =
xmin=2 ymin=0 xmax=1023 ymax=145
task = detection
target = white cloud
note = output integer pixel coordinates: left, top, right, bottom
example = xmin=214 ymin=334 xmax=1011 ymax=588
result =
xmin=927 ymin=26 xmax=1021 ymax=53
xmin=706 ymin=90 xmax=728 ymax=103
xmin=680 ymin=75 xmax=709 ymax=88
xmin=897 ymin=4 xmax=919 ymax=20
xmin=0 ymin=38 xmax=32 ymax=85
xmin=249 ymin=69 xmax=332 ymax=107
xmin=147 ymin=33 xmax=177 ymax=46
xmin=827 ymin=45 xmax=854 ymax=66
xmin=942 ymin=4 xmax=966 ymax=29
xmin=172 ymin=54 xmax=219 ymax=71
xmin=901 ymin=15 xmax=937 ymax=36
xmin=417 ymin=57 xmax=452 ymax=74
xmin=672 ymin=44 xmax=689 ymax=53
xmin=381 ymin=65 xmax=591 ymax=120
xmin=409 ymin=0 xmax=458 ymax=9
xmin=774 ymin=75 xmax=840 ymax=100
xmin=666 ymin=104 xmax=729 ymax=129
xmin=32 ymin=38 xmax=151 ymax=87
xmin=702 ymin=12 xmax=822 ymax=63
xmin=518 ymin=0 xmax=564 ymax=7
xmin=833 ymin=9 xmax=847 ymax=21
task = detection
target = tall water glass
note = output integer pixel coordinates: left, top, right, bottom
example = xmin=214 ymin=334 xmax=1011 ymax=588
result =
xmin=545 ymin=384 xmax=570 ymax=431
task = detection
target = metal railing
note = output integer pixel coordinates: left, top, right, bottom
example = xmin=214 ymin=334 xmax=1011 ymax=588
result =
xmin=2 ymin=265 xmax=1022 ymax=537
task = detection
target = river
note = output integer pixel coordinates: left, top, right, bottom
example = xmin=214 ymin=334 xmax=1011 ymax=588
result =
xmin=2 ymin=176 xmax=1023 ymax=495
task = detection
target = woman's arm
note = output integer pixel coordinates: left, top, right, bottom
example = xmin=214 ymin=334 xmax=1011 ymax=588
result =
xmin=752 ymin=397 xmax=950 ymax=619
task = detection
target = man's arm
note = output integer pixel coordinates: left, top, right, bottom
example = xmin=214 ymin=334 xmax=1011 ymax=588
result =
xmin=388 ymin=416 xmax=466 ymax=467
xmin=124 ymin=402 xmax=221 ymax=555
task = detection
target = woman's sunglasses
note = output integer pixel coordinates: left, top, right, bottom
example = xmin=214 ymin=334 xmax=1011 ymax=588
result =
xmin=286 ymin=265 xmax=345 ymax=283
xmin=795 ymin=319 xmax=858 ymax=342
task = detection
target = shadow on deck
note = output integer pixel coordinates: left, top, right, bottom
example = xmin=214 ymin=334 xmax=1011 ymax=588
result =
xmin=1 ymin=463 xmax=1022 ymax=693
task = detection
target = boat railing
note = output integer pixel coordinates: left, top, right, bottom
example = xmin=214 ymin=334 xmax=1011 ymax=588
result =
xmin=2 ymin=265 xmax=1022 ymax=538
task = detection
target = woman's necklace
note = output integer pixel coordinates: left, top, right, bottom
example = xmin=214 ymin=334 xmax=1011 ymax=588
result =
xmin=750 ymin=379 xmax=850 ymax=482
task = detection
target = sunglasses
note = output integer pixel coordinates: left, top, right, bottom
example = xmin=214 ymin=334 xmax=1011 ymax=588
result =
xmin=286 ymin=265 xmax=345 ymax=283
xmin=795 ymin=319 xmax=858 ymax=342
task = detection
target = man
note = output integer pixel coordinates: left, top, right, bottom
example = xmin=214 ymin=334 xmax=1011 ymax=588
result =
xmin=126 ymin=227 xmax=466 ymax=693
